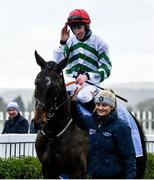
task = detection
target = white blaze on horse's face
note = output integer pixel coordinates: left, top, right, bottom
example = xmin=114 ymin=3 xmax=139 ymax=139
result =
xmin=46 ymin=76 xmax=51 ymax=86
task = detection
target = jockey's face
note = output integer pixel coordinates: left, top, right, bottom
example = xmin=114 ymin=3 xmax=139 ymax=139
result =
xmin=95 ymin=103 xmax=113 ymax=116
xmin=72 ymin=25 xmax=86 ymax=40
xmin=7 ymin=108 xmax=18 ymax=119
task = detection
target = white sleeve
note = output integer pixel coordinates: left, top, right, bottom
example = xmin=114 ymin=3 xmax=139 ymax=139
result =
xmin=53 ymin=45 xmax=65 ymax=63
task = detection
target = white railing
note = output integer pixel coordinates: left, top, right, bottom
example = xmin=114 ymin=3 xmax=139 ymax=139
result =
xmin=0 ymin=134 xmax=154 ymax=158
xmin=0 ymin=134 xmax=37 ymax=158
xmin=131 ymin=111 xmax=154 ymax=134
xmin=0 ymin=111 xmax=154 ymax=158
xmin=146 ymin=134 xmax=154 ymax=153
xmin=1 ymin=111 xmax=154 ymax=134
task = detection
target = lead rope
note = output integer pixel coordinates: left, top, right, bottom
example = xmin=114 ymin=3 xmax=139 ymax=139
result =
xmin=41 ymin=118 xmax=73 ymax=140
xmin=56 ymin=118 xmax=73 ymax=137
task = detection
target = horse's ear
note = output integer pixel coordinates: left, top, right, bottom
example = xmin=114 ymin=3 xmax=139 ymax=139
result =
xmin=55 ymin=57 xmax=68 ymax=73
xmin=35 ymin=50 xmax=46 ymax=68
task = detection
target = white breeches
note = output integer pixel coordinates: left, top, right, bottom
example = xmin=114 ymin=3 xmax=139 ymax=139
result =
xmin=66 ymin=81 xmax=98 ymax=103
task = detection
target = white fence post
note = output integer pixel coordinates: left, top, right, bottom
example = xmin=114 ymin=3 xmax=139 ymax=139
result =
xmin=142 ymin=111 xmax=147 ymax=132
xmin=147 ymin=111 xmax=152 ymax=134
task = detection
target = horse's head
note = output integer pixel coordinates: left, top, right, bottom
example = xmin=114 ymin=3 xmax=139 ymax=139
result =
xmin=34 ymin=50 xmax=67 ymax=128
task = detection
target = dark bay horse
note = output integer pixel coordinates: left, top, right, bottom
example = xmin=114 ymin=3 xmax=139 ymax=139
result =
xmin=33 ymin=51 xmax=147 ymax=179
xmin=34 ymin=51 xmax=88 ymax=179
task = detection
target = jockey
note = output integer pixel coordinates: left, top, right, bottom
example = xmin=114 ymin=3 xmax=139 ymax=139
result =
xmin=53 ymin=9 xmax=112 ymax=110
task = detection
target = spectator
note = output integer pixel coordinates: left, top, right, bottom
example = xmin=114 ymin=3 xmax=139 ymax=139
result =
xmin=2 ymin=101 xmax=29 ymax=134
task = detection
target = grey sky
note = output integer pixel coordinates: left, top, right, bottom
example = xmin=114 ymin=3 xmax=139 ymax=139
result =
xmin=0 ymin=0 xmax=154 ymax=88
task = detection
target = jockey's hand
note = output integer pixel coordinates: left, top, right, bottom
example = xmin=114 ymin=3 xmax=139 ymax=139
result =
xmin=76 ymin=74 xmax=88 ymax=85
xmin=60 ymin=24 xmax=70 ymax=42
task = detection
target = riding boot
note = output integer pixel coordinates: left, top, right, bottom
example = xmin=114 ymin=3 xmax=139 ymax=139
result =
xmin=81 ymin=100 xmax=95 ymax=113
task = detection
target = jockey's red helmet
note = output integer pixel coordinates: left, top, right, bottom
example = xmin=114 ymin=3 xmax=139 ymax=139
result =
xmin=66 ymin=9 xmax=91 ymax=26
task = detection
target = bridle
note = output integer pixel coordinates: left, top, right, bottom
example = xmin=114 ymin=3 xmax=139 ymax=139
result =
xmin=34 ymin=72 xmax=78 ymax=142
xmin=35 ymin=92 xmax=75 ymax=142
xmin=34 ymin=91 xmax=74 ymax=120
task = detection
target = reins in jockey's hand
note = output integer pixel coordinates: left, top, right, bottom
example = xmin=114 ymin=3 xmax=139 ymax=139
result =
xmin=65 ymin=80 xmax=128 ymax=102
xmin=86 ymin=81 xmax=128 ymax=103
